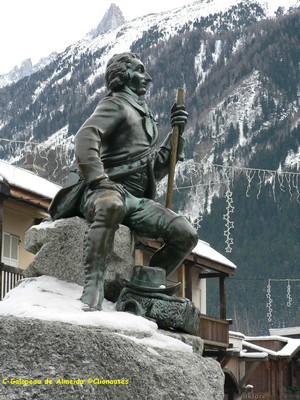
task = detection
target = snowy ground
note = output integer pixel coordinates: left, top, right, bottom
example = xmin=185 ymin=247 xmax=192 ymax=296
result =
xmin=0 ymin=275 xmax=193 ymax=354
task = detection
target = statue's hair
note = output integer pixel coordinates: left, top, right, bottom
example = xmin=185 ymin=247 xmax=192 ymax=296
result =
xmin=105 ymin=52 xmax=140 ymax=92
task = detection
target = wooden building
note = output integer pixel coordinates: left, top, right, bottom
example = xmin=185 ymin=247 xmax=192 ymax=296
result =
xmin=0 ymin=160 xmax=60 ymax=299
xmin=223 ymin=331 xmax=300 ymax=400
xmin=243 ymin=334 xmax=300 ymax=399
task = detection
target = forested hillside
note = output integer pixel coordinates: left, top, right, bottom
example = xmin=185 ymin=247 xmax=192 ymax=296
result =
xmin=148 ymin=10 xmax=300 ymax=334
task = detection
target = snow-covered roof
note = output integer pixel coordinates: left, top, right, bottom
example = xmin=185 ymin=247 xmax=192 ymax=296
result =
xmin=243 ymin=335 xmax=300 ymax=358
xmin=239 ymin=350 xmax=269 ymax=360
xmin=192 ymin=239 xmax=237 ymax=270
xmin=229 ymin=330 xmax=300 ymax=359
xmin=0 ymin=160 xmax=61 ymax=199
xmin=270 ymin=326 xmax=300 ymax=336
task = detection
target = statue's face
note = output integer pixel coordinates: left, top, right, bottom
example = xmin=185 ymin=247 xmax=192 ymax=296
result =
xmin=126 ymin=58 xmax=152 ymax=96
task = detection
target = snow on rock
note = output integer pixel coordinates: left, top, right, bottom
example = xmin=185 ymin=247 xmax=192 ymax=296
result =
xmin=0 ymin=275 xmax=193 ymax=353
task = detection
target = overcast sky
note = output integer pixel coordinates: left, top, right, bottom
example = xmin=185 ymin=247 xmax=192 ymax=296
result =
xmin=0 ymin=0 xmax=194 ymax=75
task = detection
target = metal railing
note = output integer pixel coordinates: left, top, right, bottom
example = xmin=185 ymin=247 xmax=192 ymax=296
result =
xmin=0 ymin=263 xmax=24 ymax=301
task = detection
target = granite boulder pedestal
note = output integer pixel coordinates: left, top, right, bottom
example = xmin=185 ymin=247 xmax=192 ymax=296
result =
xmin=24 ymin=216 xmax=135 ymax=303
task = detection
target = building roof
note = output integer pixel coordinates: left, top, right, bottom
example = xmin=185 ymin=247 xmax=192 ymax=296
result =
xmin=229 ymin=331 xmax=300 ymax=360
xmin=193 ymin=239 xmax=237 ymax=270
xmin=0 ymin=160 xmax=60 ymax=199
xmin=269 ymin=326 xmax=300 ymax=337
xmin=243 ymin=334 xmax=300 ymax=359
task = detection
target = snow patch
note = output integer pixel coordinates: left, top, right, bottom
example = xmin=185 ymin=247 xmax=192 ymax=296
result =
xmin=0 ymin=275 xmax=193 ymax=353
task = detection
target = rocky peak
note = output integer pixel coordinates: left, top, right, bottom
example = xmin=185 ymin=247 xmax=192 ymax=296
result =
xmin=94 ymin=3 xmax=125 ymax=36
xmin=0 ymin=53 xmax=59 ymax=88
xmin=0 ymin=58 xmax=33 ymax=88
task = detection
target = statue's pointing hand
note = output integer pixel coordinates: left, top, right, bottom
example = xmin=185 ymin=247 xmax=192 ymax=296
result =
xmin=170 ymin=103 xmax=188 ymax=135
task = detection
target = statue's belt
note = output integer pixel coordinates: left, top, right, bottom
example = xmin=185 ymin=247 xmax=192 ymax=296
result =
xmin=104 ymin=151 xmax=155 ymax=180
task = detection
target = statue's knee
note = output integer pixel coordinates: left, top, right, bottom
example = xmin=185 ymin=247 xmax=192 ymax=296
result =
xmin=94 ymin=196 xmax=126 ymax=221
xmin=170 ymin=217 xmax=198 ymax=250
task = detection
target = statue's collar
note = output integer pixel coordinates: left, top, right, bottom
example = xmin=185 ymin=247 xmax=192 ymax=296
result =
xmin=113 ymin=90 xmax=148 ymax=115
xmin=121 ymin=87 xmax=141 ymax=102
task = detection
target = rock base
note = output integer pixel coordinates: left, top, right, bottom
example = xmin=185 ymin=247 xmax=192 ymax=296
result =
xmin=24 ymin=217 xmax=135 ymax=302
xmin=0 ymin=316 xmax=224 ymax=400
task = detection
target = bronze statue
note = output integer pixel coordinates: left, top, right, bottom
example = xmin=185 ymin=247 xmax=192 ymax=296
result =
xmin=49 ymin=52 xmax=198 ymax=311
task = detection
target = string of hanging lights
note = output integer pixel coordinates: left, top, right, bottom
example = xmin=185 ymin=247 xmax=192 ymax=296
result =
xmin=266 ymin=279 xmax=300 ymax=323
xmin=167 ymin=160 xmax=300 ymax=252
xmin=0 ymin=136 xmax=74 ymax=179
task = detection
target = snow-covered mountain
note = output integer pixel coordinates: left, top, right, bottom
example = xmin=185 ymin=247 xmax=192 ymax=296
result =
xmin=0 ymin=52 xmax=58 ymax=89
xmin=1 ymin=0 xmax=300 ymax=334
xmin=1 ymin=0 xmax=299 ymax=178
xmin=1 ymin=0 xmax=298 ymax=89
xmin=0 ymin=2 xmax=125 ymax=88
xmin=91 ymin=3 xmax=125 ymax=36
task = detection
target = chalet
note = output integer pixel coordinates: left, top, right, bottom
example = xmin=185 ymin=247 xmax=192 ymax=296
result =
xmin=223 ymin=331 xmax=300 ymax=400
xmin=0 ymin=160 xmax=60 ymax=299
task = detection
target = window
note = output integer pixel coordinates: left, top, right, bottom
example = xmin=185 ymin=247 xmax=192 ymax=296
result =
xmin=2 ymin=233 xmax=19 ymax=267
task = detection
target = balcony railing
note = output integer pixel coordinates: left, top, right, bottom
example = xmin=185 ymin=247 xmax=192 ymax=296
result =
xmin=0 ymin=263 xmax=24 ymax=301
xmin=199 ymin=314 xmax=230 ymax=348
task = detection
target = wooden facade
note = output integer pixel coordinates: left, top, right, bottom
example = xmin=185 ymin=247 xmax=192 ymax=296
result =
xmin=0 ymin=169 xmax=56 ymax=300
xmin=199 ymin=315 xmax=230 ymax=348
xmin=242 ymin=339 xmax=300 ymax=399
xmin=224 ymin=332 xmax=300 ymax=399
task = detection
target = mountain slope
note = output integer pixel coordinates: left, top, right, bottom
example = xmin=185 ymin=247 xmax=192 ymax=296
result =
xmin=0 ymin=0 xmax=296 ymax=168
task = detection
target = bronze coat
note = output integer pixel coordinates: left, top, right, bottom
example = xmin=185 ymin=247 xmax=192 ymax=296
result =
xmin=49 ymin=91 xmax=185 ymax=220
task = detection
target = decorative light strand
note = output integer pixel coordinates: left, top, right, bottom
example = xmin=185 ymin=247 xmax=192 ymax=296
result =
xmin=245 ymin=169 xmax=256 ymax=197
xmin=257 ymin=170 xmax=265 ymax=199
xmin=0 ymin=137 xmax=74 ymax=180
xmin=157 ymin=160 xmax=300 ymax=252
xmin=223 ymin=170 xmax=235 ymax=253
xmin=266 ymin=279 xmax=300 ymax=323
xmin=171 ymin=162 xmax=300 ymax=203
xmin=286 ymin=280 xmax=292 ymax=308
xmin=2 ymin=139 xmax=300 ymax=252
xmin=266 ymin=279 xmax=273 ymax=322
xmin=193 ymin=215 xmax=203 ymax=231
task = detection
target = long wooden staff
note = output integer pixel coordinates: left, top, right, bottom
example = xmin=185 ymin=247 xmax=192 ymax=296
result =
xmin=165 ymin=87 xmax=185 ymax=209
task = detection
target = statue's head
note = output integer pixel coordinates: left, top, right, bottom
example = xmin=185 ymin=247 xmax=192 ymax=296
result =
xmin=105 ymin=52 xmax=140 ymax=92
xmin=105 ymin=52 xmax=152 ymax=95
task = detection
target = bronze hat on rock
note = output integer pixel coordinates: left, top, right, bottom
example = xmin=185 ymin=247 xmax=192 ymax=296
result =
xmin=117 ymin=265 xmax=181 ymax=296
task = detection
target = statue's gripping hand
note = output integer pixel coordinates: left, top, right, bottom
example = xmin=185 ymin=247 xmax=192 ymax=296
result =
xmin=89 ymin=177 xmax=126 ymax=197
xmin=170 ymin=104 xmax=188 ymax=135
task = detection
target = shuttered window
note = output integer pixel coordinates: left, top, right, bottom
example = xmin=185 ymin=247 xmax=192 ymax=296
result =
xmin=2 ymin=233 xmax=19 ymax=267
